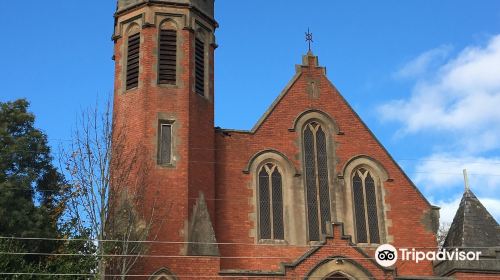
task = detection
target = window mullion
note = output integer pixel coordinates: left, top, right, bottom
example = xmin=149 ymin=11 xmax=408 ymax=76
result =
xmin=362 ymin=176 xmax=371 ymax=243
xmin=268 ymin=172 xmax=274 ymax=239
xmin=312 ymin=128 xmax=322 ymax=235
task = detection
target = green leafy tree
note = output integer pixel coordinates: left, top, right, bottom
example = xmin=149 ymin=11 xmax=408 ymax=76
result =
xmin=0 ymin=99 xmax=97 ymax=278
xmin=0 ymin=239 xmax=36 ymax=279
xmin=0 ymin=99 xmax=63 ymax=255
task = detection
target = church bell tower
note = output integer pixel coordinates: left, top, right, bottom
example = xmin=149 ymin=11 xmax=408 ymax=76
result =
xmin=112 ymin=0 xmax=218 ymax=276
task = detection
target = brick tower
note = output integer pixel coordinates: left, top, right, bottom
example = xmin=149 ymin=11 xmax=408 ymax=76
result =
xmin=112 ymin=0 xmax=219 ymax=277
xmin=109 ymin=2 xmax=500 ymax=280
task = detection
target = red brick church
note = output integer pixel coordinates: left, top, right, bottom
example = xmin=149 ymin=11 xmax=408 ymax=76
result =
xmin=111 ymin=0 xmax=500 ymax=279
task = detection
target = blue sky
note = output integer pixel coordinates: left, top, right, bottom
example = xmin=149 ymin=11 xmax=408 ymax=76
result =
xmin=1 ymin=0 xmax=500 ymax=224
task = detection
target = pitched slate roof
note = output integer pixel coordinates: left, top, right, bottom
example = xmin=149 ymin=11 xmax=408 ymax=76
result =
xmin=443 ymin=188 xmax=500 ymax=248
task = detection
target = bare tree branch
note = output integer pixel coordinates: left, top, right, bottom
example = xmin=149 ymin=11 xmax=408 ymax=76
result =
xmin=60 ymin=98 xmax=167 ymax=279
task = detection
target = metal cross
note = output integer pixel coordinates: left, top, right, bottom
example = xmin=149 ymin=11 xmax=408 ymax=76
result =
xmin=305 ymin=28 xmax=313 ymax=52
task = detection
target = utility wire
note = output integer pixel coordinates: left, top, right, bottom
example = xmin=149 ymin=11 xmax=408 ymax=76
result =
xmin=0 ymin=251 xmax=498 ymax=262
xmin=0 ymin=236 xmax=498 ymax=250
xmin=7 ymin=143 xmax=500 ymax=165
xmin=2 ymin=273 xmax=499 ymax=279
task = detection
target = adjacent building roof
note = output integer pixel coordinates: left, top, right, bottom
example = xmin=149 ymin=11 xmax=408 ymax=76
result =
xmin=434 ymin=188 xmax=500 ymax=276
xmin=443 ymin=188 xmax=500 ymax=249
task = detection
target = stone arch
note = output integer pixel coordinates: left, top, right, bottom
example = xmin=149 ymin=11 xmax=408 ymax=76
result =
xmin=291 ymin=109 xmax=339 ymax=134
xmin=195 ymin=26 xmax=208 ymax=41
xmin=149 ymin=267 xmax=178 ymax=280
xmin=341 ymin=155 xmax=389 ymax=181
xmin=126 ymin=22 xmax=141 ymax=36
xmin=305 ymin=257 xmax=373 ymax=280
xmin=341 ymin=155 xmax=391 ymax=244
xmin=246 ymin=149 xmax=306 ymax=245
xmin=159 ymin=18 xmax=179 ymax=30
xmin=244 ymin=149 xmax=299 ymax=176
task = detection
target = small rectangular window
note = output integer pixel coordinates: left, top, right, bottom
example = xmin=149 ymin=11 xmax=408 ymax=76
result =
xmin=158 ymin=30 xmax=177 ymax=85
xmin=126 ymin=33 xmax=140 ymax=90
xmin=158 ymin=122 xmax=172 ymax=165
xmin=194 ymin=38 xmax=205 ymax=96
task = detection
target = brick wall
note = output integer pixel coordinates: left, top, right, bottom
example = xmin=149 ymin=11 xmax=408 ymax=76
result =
xmin=111 ymin=3 xmax=454 ymax=280
xmin=214 ymin=55 xmax=437 ymax=276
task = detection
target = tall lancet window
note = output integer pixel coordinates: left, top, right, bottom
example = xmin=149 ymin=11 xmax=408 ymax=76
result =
xmin=353 ymin=168 xmax=380 ymax=243
xmin=303 ymin=121 xmax=331 ymax=241
xmin=258 ymin=163 xmax=284 ymax=240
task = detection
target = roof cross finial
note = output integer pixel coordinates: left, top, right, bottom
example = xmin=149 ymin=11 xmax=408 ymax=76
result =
xmin=463 ymin=169 xmax=470 ymax=192
xmin=305 ymin=28 xmax=313 ymax=52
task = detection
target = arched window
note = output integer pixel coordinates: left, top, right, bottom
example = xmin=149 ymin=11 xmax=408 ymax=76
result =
xmin=158 ymin=20 xmax=177 ymax=85
xmin=352 ymin=168 xmax=380 ymax=243
xmin=258 ymin=163 xmax=284 ymax=240
xmin=303 ymin=121 xmax=331 ymax=241
xmin=125 ymin=24 xmax=140 ymax=90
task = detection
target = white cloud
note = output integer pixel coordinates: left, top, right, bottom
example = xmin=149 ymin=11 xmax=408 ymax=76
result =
xmin=379 ymin=34 xmax=500 ymax=150
xmin=434 ymin=196 xmax=461 ymax=225
xmin=395 ymin=45 xmax=452 ymax=79
xmin=380 ymin=35 xmax=500 ymax=228
xmin=481 ymin=198 xmax=500 ymax=223
xmin=432 ymin=195 xmax=500 ymax=225
xmin=417 ymin=153 xmax=500 ymax=226
xmin=414 ymin=154 xmax=500 ymax=194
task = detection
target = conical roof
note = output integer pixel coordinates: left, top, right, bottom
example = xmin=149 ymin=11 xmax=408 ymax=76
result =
xmin=443 ymin=189 xmax=500 ymax=248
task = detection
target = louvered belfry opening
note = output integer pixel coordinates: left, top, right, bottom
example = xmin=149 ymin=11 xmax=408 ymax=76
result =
xmin=195 ymin=38 xmax=205 ymax=96
xmin=258 ymin=163 xmax=284 ymax=240
xmin=158 ymin=29 xmax=177 ymax=85
xmin=126 ymin=33 xmax=140 ymax=90
xmin=303 ymin=122 xmax=332 ymax=241
xmin=353 ymin=168 xmax=380 ymax=244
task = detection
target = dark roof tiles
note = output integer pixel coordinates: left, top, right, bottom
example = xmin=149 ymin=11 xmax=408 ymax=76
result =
xmin=443 ymin=189 xmax=500 ymax=248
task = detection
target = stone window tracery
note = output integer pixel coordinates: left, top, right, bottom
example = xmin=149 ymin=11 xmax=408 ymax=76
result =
xmin=303 ymin=121 xmax=331 ymax=241
xmin=258 ymin=163 xmax=284 ymax=240
xmin=352 ymin=168 xmax=380 ymax=244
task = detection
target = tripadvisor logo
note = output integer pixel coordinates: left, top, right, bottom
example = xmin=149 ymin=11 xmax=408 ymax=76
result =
xmin=374 ymin=244 xmax=482 ymax=268
xmin=375 ymin=244 xmax=398 ymax=267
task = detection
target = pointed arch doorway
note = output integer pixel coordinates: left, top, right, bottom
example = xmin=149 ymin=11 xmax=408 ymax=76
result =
xmin=306 ymin=257 xmax=373 ymax=280
xmin=324 ymin=272 xmax=352 ymax=280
